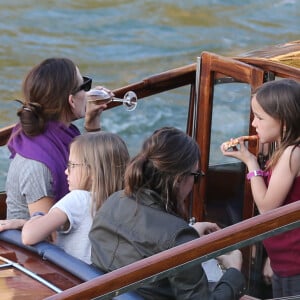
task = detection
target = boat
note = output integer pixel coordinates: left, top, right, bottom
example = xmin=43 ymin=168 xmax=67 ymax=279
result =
xmin=0 ymin=40 xmax=300 ymax=299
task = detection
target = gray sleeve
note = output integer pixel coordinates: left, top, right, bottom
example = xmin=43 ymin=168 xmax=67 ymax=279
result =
xmin=6 ymin=155 xmax=55 ymax=219
xmin=20 ymin=158 xmax=54 ymax=203
xmin=212 ymin=268 xmax=246 ymax=299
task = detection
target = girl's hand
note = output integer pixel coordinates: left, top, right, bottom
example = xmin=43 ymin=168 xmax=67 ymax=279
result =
xmin=0 ymin=219 xmax=26 ymax=231
xmin=263 ymin=257 xmax=273 ymax=285
xmin=192 ymin=221 xmax=220 ymax=236
xmin=220 ymin=137 xmax=257 ymax=165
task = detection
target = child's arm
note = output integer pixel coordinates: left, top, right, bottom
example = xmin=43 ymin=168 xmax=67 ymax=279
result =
xmin=262 ymin=257 xmax=273 ymax=286
xmin=221 ymin=143 xmax=300 ymax=213
xmin=0 ymin=219 xmax=27 ymax=231
xmin=22 ymin=207 xmax=68 ymax=245
xmin=28 ymin=196 xmax=55 ymax=217
xmin=257 ymin=146 xmax=300 ymax=212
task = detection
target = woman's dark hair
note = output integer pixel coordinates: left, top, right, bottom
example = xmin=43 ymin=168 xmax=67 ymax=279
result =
xmin=124 ymin=127 xmax=200 ymax=217
xmin=17 ymin=58 xmax=79 ymax=136
xmin=254 ymin=78 xmax=300 ymax=169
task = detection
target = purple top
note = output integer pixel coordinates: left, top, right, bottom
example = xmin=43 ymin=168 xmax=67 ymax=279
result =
xmin=8 ymin=121 xmax=80 ymax=201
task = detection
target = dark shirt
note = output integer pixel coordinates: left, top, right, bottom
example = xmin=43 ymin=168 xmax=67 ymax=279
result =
xmin=263 ymin=174 xmax=300 ymax=276
xmin=89 ymin=189 xmax=246 ymax=299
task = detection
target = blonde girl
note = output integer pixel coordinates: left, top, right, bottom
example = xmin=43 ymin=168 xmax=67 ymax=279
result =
xmin=22 ymin=132 xmax=129 ymax=264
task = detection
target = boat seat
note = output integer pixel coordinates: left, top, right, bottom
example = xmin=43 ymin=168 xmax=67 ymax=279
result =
xmin=0 ymin=229 xmax=143 ymax=300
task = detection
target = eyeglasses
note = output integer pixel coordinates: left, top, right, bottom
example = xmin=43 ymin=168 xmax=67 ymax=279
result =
xmin=72 ymin=76 xmax=92 ymax=94
xmin=190 ymin=170 xmax=205 ymax=184
xmin=67 ymin=161 xmax=86 ymax=173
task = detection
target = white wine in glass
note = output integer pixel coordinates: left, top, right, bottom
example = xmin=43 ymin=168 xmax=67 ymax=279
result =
xmin=87 ymin=88 xmax=138 ymax=111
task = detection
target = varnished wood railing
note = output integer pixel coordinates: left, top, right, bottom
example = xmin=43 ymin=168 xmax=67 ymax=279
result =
xmin=0 ymin=64 xmax=196 ymax=147
xmin=1 ymin=40 xmax=299 ymax=145
xmin=113 ymin=63 xmax=196 ymax=101
xmin=0 ymin=124 xmax=15 ymax=146
xmin=46 ymin=200 xmax=300 ymax=300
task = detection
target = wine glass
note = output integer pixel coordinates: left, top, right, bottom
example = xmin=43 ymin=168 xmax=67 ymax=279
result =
xmin=87 ymin=88 xmax=138 ymax=111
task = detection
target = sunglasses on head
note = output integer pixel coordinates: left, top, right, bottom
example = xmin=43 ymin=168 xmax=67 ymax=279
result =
xmin=72 ymin=76 xmax=92 ymax=94
xmin=190 ymin=170 xmax=205 ymax=184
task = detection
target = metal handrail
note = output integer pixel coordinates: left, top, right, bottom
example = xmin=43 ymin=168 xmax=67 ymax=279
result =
xmin=0 ymin=255 xmax=62 ymax=293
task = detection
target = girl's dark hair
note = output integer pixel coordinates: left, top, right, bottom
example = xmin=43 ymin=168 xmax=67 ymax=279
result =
xmin=124 ymin=127 xmax=200 ymax=217
xmin=17 ymin=58 xmax=79 ymax=136
xmin=254 ymin=78 xmax=300 ymax=169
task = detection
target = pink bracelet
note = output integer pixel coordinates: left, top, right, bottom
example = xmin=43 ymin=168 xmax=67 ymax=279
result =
xmin=246 ymin=170 xmax=265 ymax=180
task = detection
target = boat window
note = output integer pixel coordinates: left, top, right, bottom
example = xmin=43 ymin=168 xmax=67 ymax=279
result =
xmin=100 ymin=86 xmax=191 ymax=158
xmin=210 ymin=82 xmax=252 ymax=166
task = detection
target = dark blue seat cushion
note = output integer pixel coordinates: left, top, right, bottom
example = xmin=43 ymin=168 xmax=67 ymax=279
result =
xmin=0 ymin=229 xmax=143 ymax=299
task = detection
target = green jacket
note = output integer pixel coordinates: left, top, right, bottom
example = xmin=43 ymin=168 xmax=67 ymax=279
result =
xmin=89 ymin=189 xmax=246 ymax=300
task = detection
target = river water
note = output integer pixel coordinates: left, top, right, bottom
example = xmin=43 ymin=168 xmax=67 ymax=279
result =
xmin=0 ymin=0 xmax=299 ymax=189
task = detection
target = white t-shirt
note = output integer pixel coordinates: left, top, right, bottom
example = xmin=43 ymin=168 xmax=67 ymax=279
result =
xmin=51 ymin=189 xmax=92 ymax=264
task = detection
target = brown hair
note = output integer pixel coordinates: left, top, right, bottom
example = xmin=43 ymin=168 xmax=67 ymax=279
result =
xmin=254 ymin=78 xmax=300 ymax=170
xmin=17 ymin=58 xmax=79 ymax=136
xmin=124 ymin=127 xmax=200 ymax=217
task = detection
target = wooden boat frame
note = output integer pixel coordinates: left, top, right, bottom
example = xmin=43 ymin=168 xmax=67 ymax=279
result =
xmin=0 ymin=40 xmax=299 ymax=299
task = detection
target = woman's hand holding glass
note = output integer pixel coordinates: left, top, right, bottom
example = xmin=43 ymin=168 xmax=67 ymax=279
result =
xmin=87 ymin=88 xmax=137 ymax=111
xmin=84 ymin=86 xmax=114 ymax=131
